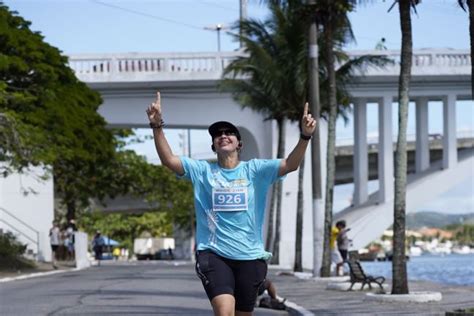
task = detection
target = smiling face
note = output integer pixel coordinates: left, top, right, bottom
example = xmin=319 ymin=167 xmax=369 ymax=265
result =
xmin=212 ymin=129 xmax=240 ymax=153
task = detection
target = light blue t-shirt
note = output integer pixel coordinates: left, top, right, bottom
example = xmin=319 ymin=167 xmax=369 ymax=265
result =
xmin=179 ymin=156 xmax=283 ymax=260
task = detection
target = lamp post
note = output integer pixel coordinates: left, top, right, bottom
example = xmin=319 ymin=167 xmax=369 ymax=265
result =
xmin=204 ymin=23 xmax=228 ymax=52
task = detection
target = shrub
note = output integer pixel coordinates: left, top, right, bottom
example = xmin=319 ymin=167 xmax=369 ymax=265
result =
xmin=0 ymin=231 xmax=35 ymax=269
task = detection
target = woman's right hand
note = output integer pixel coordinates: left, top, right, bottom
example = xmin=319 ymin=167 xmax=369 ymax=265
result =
xmin=146 ymin=91 xmax=162 ymax=123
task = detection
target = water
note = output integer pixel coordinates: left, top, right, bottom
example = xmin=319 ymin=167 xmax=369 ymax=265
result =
xmin=360 ymin=254 xmax=474 ymax=286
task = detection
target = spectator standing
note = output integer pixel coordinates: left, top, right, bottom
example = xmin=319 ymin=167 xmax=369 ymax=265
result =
xmin=49 ymin=222 xmax=60 ymax=269
xmin=375 ymin=37 xmax=387 ymax=50
xmin=65 ymin=219 xmax=77 ymax=261
xmin=336 ymin=220 xmax=351 ymax=262
xmin=330 ymin=223 xmax=344 ymax=276
xmin=92 ymin=231 xmax=105 ymax=266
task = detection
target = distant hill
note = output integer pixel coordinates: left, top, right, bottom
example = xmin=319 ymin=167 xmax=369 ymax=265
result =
xmin=406 ymin=211 xmax=474 ymax=229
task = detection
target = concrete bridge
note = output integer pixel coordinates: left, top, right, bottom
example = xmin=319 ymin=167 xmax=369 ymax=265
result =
xmin=2 ymin=49 xmax=471 ymax=269
xmin=67 ymin=48 xmax=473 ymax=269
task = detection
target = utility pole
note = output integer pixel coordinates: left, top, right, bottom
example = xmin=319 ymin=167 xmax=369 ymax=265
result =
xmin=239 ymin=0 xmax=248 ymax=48
xmin=307 ymin=0 xmax=324 ymax=277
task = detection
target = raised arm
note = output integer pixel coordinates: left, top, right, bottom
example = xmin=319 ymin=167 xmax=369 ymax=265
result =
xmin=146 ymin=92 xmax=184 ymax=175
xmin=278 ymin=102 xmax=316 ymax=177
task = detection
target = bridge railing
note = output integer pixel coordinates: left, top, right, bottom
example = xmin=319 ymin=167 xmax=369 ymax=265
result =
xmin=336 ymin=130 xmax=474 ymax=147
xmin=348 ymin=49 xmax=471 ymax=68
xmin=68 ymin=52 xmax=239 ymax=75
xmin=68 ymin=49 xmax=470 ymax=78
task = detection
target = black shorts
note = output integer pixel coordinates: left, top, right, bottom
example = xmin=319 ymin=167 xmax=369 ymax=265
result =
xmin=51 ymin=245 xmax=59 ymax=252
xmin=339 ymin=249 xmax=348 ymax=261
xmin=195 ymin=250 xmax=267 ymax=312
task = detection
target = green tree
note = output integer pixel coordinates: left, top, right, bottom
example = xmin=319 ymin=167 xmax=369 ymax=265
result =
xmin=80 ymin=211 xmax=173 ymax=252
xmin=226 ymin=0 xmax=390 ymax=270
xmin=296 ymin=0 xmax=391 ymax=274
xmin=79 ymin=156 xmax=194 ymax=252
xmin=318 ymin=0 xmax=356 ymax=277
xmin=0 ymin=4 xmax=117 ymax=220
xmin=390 ymin=0 xmax=421 ymax=295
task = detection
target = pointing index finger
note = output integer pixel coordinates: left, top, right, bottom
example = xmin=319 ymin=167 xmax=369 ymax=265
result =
xmin=303 ymin=102 xmax=309 ymax=116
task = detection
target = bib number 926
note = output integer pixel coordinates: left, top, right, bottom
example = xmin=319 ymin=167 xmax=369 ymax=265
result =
xmin=212 ymin=187 xmax=248 ymax=212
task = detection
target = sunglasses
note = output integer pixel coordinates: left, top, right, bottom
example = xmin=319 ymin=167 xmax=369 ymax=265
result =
xmin=213 ymin=130 xmax=236 ymax=138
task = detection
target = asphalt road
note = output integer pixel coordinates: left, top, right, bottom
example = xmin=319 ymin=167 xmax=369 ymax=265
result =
xmin=0 ymin=260 xmax=288 ymax=315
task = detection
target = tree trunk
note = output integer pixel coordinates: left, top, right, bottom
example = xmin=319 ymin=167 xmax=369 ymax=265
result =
xmin=266 ymin=183 xmax=277 ymax=253
xmin=271 ymin=118 xmax=286 ymax=264
xmin=392 ymin=0 xmax=412 ymax=295
xmin=293 ymin=157 xmax=305 ymax=272
xmin=265 ymin=119 xmax=285 ymax=253
xmin=307 ymin=7 xmax=323 ymax=277
xmin=66 ymin=199 xmax=76 ymax=222
xmin=469 ymin=0 xmax=474 ymax=97
xmin=321 ymin=18 xmax=338 ymax=278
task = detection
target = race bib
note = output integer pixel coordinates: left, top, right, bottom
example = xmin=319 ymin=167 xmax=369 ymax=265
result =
xmin=212 ymin=187 xmax=248 ymax=212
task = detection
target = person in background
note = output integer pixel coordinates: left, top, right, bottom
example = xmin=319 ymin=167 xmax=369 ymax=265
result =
xmin=49 ymin=221 xmax=60 ymax=269
xmin=92 ymin=231 xmax=105 ymax=266
xmin=113 ymin=247 xmax=121 ymax=260
xmin=330 ymin=222 xmax=344 ymax=276
xmin=256 ymin=278 xmax=286 ymax=310
xmin=168 ymin=246 xmax=174 ymax=260
xmin=146 ymin=91 xmax=315 ymax=316
xmin=375 ymin=37 xmax=387 ymax=50
xmin=65 ymin=219 xmax=77 ymax=261
xmin=336 ymin=220 xmax=351 ymax=266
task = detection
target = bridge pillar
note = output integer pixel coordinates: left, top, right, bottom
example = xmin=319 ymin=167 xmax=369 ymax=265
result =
xmin=353 ymin=98 xmax=368 ymax=206
xmin=443 ymin=94 xmax=457 ymax=169
xmin=416 ymin=97 xmax=430 ymax=172
xmin=378 ymin=94 xmax=394 ymax=203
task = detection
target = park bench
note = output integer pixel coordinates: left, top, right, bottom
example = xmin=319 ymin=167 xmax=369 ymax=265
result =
xmin=347 ymin=259 xmax=386 ymax=292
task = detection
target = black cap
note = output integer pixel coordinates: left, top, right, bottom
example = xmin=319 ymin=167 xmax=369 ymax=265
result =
xmin=208 ymin=121 xmax=241 ymax=140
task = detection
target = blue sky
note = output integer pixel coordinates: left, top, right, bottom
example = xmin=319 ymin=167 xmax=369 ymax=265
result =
xmin=4 ymin=0 xmax=473 ymax=214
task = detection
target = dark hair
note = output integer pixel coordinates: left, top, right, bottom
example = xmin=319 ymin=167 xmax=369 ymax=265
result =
xmin=335 ymin=220 xmax=346 ymax=228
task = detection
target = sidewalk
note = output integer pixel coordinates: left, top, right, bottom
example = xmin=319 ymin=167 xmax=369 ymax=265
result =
xmin=267 ymin=268 xmax=474 ymax=316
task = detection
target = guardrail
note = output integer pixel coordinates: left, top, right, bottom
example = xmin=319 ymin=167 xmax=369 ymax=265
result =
xmin=68 ymin=49 xmax=470 ymax=77
xmin=68 ymin=51 xmax=238 ymax=75
xmin=0 ymin=207 xmax=40 ymax=258
xmin=336 ymin=130 xmax=474 ymax=147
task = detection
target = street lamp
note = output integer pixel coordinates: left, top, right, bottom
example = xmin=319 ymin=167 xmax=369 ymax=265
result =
xmin=204 ymin=23 xmax=229 ymax=52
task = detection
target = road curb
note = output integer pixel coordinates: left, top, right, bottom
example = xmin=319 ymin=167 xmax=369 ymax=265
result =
xmin=365 ymin=291 xmax=443 ymax=303
xmin=0 ymin=267 xmax=84 ymax=283
xmin=285 ymin=300 xmax=315 ymax=316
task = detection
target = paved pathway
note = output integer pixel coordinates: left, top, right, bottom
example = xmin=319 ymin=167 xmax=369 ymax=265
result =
xmin=0 ymin=261 xmax=286 ymax=315
xmin=2 ymin=261 xmax=473 ymax=315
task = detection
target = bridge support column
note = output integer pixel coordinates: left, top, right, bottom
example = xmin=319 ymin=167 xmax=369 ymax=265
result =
xmin=378 ymin=95 xmax=394 ymax=203
xmin=416 ymin=97 xmax=430 ymax=172
xmin=353 ymin=98 xmax=368 ymax=206
xmin=443 ymin=94 xmax=457 ymax=169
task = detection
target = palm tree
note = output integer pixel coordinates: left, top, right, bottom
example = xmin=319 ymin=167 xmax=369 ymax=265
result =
xmin=316 ymin=0 xmax=356 ymax=277
xmin=458 ymin=0 xmax=474 ymax=97
xmin=310 ymin=0 xmax=391 ymax=276
xmin=390 ymin=0 xmax=421 ymax=295
xmin=221 ymin=1 xmax=307 ymax=264
xmin=227 ymin=0 xmax=390 ymax=270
